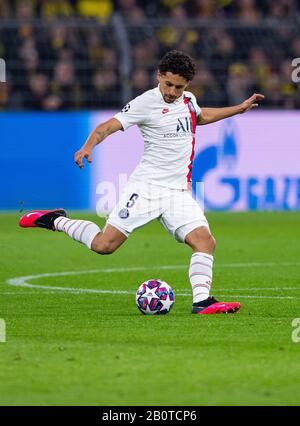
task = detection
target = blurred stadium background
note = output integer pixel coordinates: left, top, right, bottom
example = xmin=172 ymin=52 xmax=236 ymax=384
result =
xmin=1 ymin=0 xmax=300 ymax=110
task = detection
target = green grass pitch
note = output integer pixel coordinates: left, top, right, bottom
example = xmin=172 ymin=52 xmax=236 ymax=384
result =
xmin=1 ymin=212 xmax=300 ymax=406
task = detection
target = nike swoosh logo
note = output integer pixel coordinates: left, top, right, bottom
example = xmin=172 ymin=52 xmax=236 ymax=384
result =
xmin=26 ymin=213 xmax=37 ymax=218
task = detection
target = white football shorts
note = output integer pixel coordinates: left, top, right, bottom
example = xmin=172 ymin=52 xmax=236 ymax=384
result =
xmin=107 ymin=180 xmax=209 ymax=243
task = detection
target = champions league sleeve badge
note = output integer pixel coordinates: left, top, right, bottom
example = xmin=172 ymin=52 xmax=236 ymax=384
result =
xmin=121 ymin=103 xmax=130 ymax=113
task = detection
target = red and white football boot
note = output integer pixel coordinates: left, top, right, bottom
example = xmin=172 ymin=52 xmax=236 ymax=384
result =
xmin=19 ymin=209 xmax=67 ymax=230
xmin=192 ymin=296 xmax=240 ymax=314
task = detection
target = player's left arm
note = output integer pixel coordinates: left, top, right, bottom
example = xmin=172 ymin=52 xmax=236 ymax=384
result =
xmin=197 ymin=93 xmax=265 ymax=125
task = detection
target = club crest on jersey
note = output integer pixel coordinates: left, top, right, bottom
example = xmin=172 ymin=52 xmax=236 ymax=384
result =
xmin=162 ymin=108 xmax=169 ymax=114
xmin=118 ymin=208 xmax=129 ymax=219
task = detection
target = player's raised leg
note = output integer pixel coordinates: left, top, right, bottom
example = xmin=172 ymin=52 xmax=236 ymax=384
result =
xmin=90 ymin=224 xmax=127 ymax=254
xmin=185 ymin=226 xmax=240 ymax=314
xmin=19 ymin=209 xmax=127 ymax=254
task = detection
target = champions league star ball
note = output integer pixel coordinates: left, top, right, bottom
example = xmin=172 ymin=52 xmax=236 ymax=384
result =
xmin=136 ymin=279 xmax=175 ymax=315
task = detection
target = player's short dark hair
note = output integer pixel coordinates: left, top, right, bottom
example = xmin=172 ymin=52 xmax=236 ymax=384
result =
xmin=158 ymin=50 xmax=196 ymax=82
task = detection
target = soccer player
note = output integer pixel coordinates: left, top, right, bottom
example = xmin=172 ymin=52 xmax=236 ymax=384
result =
xmin=19 ymin=50 xmax=264 ymax=314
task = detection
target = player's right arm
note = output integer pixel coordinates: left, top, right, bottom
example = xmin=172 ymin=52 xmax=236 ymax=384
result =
xmin=74 ymin=117 xmax=123 ymax=169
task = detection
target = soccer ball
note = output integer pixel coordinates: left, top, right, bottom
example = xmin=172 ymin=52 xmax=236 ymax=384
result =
xmin=135 ymin=279 xmax=175 ymax=315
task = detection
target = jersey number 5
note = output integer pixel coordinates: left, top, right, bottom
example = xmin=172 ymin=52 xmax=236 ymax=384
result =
xmin=126 ymin=193 xmax=139 ymax=208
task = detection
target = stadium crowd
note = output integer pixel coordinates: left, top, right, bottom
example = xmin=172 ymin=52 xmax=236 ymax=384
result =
xmin=0 ymin=0 xmax=300 ymax=110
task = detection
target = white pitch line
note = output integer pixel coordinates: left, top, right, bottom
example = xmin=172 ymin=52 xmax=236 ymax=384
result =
xmin=177 ymin=287 xmax=300 ymax=291
xmin=216 ymin=294 xmax=299 ymax=300
xmin=4 ymin=261 xmax=300 ymax=299
xmin=2 ymin=291 xmax=299 ymax=300
xmin=1 ymin=292 xmax=47 ymax=295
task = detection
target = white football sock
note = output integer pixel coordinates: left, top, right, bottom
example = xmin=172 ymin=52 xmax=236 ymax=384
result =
xmin=54 ymin=217 xmax=101 ymax=249
xmin=189 ymin=252 xmax=213 ymax=304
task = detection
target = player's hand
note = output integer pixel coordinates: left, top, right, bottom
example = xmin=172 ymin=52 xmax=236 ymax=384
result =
xmin=74 ymin=148 xmax=92 ymax=169
xmin=240 ymin=93 xmax=265 ymax=113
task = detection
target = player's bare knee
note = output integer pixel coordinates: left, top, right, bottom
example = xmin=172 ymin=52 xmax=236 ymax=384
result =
xmin=203 ymin=233 xmax=216 ymax=252
xmin=186 ymin=227 xmax=216 ymax=253
xmin=194 ymin=235 xmax=216 ymax=253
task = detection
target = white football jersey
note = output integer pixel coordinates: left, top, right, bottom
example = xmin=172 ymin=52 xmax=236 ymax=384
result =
xmin=114 ymin=86 xmax=201 ymax=190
